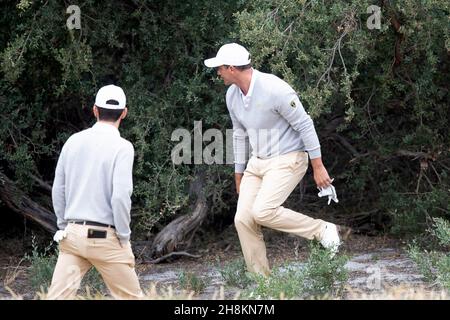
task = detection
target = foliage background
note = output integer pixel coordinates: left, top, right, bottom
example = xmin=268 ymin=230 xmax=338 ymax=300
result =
xmin=0 ymin=0 xmax=448 ymax=240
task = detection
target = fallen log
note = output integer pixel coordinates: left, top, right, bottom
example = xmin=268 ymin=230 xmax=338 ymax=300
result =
xmin=147 ymin=170 xmax=208 ymax=260
xmin=0 ymin=171 xmax=57 ymax=233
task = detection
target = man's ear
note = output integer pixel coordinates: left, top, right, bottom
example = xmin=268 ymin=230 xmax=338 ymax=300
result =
xmin=120 ymin=107 xmax=128 ymax=120
xmin=93 ymin=105 xmax=99 ymax=118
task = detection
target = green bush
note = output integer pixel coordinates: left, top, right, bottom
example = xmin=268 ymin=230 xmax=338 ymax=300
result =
xmin=431 ymin=217 xmax=450 ymax=247
xmin=177 ymin=270 xmax=207 ymax=294
xmin=243 ymin=242 xmax=349 ymax=299
xmin=407 ymin=218 xmax=450 ymax=291
xmin=0 ymin=0 xmax=448 ymax=238
xmin=244 ymin=264 xmax=304 ymax=299
xmin=0 ymin=0 xmax=243 ymax=238
xmin=25 ymin=237 xmax=57 ymax=293
xmin=25 ymin=237 xmax=106 ymax=297
xmin=387 ymin=187 xmax=450 ymax=236
xmin=218 ymin=258 xmax=253 ymax=289
xmin=301 ymin=242 xmax=349 ymax=297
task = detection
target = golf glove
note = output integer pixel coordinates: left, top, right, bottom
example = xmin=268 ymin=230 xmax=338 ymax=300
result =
xmin=318 ymin=184 xmax=339 ymax=205
xmin=53 ymin=229 xmax=67 ymax=243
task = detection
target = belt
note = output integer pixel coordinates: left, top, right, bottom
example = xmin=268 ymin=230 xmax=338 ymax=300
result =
xmin=69 ymin=220 xmax=115 ymax=229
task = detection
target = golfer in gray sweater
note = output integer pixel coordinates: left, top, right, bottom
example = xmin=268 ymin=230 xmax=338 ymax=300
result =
xmin=47 ymin=85 xmax=143 ymax=299
xmin=205 ymin=43 xmax=347 ymax=276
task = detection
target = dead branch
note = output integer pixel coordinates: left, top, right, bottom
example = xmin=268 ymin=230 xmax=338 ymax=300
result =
xmin=30 ymin=174 xmax=52 ymax=194
xmin=141 ymin=251 xmax=201 ymax=264
xmin=0 ymin=171 xmax=57 ymax=233
xmin=396 ymin=150 xmax=435 ymax=161
xmin=330 ymin=133 xmax=359 ymax=157
xmin=148 ymin=170 xmax=209 ymax=259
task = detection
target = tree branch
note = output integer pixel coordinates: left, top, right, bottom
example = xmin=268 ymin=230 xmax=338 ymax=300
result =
xmin=30 ymin=174 xmax=52 ymax=194
xmin=0 ymin=172 xmax=56 ymax=233
xmin=141 ymin=251 xmax=201 ymax=264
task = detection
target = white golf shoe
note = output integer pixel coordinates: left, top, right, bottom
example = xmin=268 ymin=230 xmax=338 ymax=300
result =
xmin=319 ymin=222 xmax=341 ymax=257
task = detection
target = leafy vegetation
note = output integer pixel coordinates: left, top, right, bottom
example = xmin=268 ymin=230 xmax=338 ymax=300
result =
xmin=242 ymin=242 xmax=349 ymax=299
xmin=0 ymin=1 xmax=448 ymax=239
xmin=177 ymin=270 xmax=208 ymax=294
xmin=407 ymin=218 xmax=450 ymax=291
xmin=218 ymin=258 xmax=253 ymax=289
xmin=25 ymin=237 xmax=57 ymax=293
xmin=25 ymin=237 xmax=106 ymax=296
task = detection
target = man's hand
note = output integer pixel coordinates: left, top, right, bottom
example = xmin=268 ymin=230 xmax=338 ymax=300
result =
xmin=235 ymin=173 xmax=243 ymax=194
xmin=310 ymin=157 xmax=332 ymax=188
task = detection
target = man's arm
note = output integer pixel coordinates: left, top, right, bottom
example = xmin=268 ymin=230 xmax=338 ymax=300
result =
xmin=276 ymin=91 xmax=332 ymax=188
xmin=52 ymin=146 xmax=67 ymax=230
xmin=227 ymin=92 xmax=249 ymax=194
xmin=111 ymin=143 xmax=134 ymax=245
xmin=232 ymin=124 xmax=248 ymax=194
xmin=310 ymin=157 xmax=332 ymax=188
xmin=235 ymin=172 xmax=244 ymax=194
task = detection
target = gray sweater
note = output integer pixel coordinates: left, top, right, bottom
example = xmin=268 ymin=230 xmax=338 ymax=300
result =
xmin=226 ymin=69 xmax=321 ymax=173
xmin=52 ymin=122 xmax=134 ymax=244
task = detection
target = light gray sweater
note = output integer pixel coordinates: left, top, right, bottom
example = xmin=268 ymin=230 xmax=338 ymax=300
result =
xmin=226 ymin=69 xmax=321 ymax=173
xmin=52 ymin=122 xmax=134 ymax=244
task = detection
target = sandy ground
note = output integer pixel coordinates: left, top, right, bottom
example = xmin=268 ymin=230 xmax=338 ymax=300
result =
xmin=0 ymin=226 xmax=446 ymax=300
xmin=134 ymin=227 xmax=438 ymax=299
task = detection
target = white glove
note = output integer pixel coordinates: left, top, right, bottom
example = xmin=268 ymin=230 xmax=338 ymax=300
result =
xmin=53 ymin=230 xmax=67 ymax=243
xmin=318 ymin=183 xmax=339 ymax=205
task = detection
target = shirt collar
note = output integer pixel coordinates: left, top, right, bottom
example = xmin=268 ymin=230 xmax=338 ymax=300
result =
xmin=239 ymin=68 xmax=256 ymax=99
xmin=240 ymin=69 xmax=257 ymax=108
xmin=92 ymin=122 xmax=120 ymax=136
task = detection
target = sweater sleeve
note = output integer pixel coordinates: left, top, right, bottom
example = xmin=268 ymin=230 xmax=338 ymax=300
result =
xmin=275 ymin=90 xmax=321 ymax=159
xmin=111 ymin=143 xmax=134 ymax=244
xmin=52 ymin=144 xmax=68 ymax=230
xmin=226 ymin=89 xmax=250 ymax=173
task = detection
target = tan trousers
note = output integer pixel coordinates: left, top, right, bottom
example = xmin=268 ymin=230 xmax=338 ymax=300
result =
xmin=46 ymin=223 xmax=143 ymax=299
xmin=235 ymin=151 xmax=327 ymax=276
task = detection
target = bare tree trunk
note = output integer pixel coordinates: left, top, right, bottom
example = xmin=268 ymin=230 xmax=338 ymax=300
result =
xmin=147 ymin=170 xmax=209 ymax=260
xmin=0 ymin=171 xmax=57 ymax=233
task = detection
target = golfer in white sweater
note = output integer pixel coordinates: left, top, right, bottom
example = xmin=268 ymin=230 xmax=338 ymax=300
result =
xmin=205 ymin=43 xmax=349 ymax=276
xmin=47 ymin=85 xmax=143 ymax=299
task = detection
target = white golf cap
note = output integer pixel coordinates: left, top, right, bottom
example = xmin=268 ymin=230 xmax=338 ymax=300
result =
xmin=204 ymin=43 xmax=251 ymax=68
xmin=95 ymin=84 xmax=126 ymax=110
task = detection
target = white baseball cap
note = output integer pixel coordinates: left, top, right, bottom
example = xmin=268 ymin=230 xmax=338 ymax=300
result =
xmin=204 ymin=43 xmax=251 ymax=68
xmin=95 ymin=85 xmax=126 ymax=110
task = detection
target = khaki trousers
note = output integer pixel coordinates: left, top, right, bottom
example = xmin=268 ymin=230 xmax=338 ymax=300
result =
xmin=46 ymin=223 xmax=143 ymax=300
xmin=235 ymin=151 xmax=327 ymax=276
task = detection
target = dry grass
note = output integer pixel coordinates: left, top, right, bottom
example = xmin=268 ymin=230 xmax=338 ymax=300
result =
xmin=25 ymin=283 xmax=226 ymax=300
xmin=2 ymin=258 xmax=26 ymax=288
xmin=2 ymin=283 xmax=448 ymax=300
xmin=345 ymin=285 xmax=449 ymax=300
xmin=121 ymin=283 xmax=240 ymax=300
